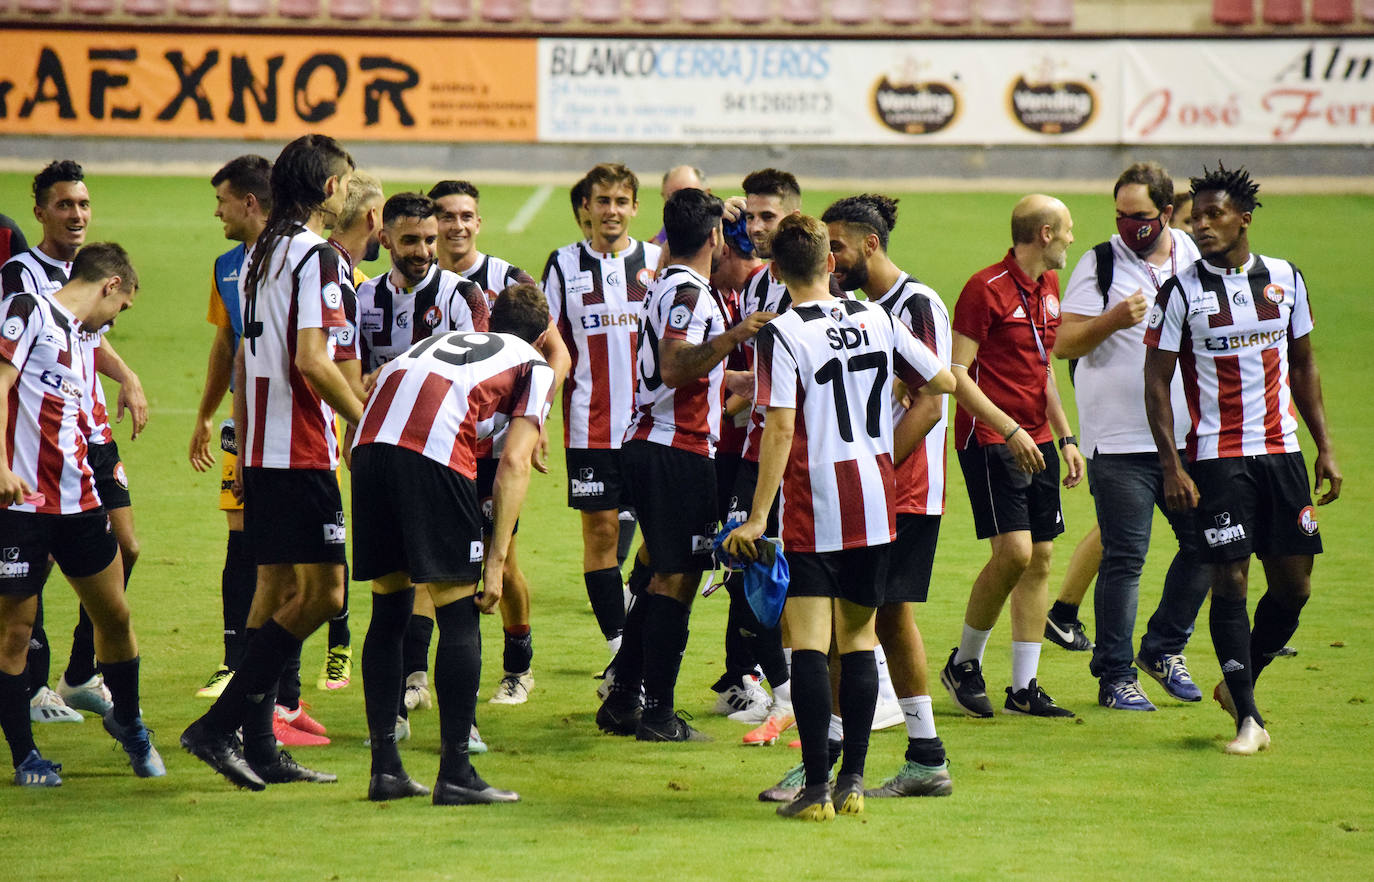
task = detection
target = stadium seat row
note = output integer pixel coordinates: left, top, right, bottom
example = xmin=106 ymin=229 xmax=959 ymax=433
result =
xmin=4 ymin=0 xmax=1079 ymax=25
xmin=1213 ymin=0 xmax=1374 ymax=24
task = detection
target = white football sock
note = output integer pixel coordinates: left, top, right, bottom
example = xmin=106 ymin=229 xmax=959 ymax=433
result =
xmin=899 ymin=695 xmax=937 ymax=740
xmin=953 ymin=624 xmax=992 ymax=666
xmin=1010 ymin=641 xmax=1042 ymax=691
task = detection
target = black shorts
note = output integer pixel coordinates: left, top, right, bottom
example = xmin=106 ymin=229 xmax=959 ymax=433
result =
xmin=726 ymin=458 xmax=780 ymax=534
xmin=87 ymin=441 xmax=131 ymax=511
xmin=352 ymin=444 xmax=484 ymax=584
xmin=475 ymin=456 xmax=518 ymax=537
xmin=886 ymin=514 xmax=941 ymax=604
xmin=786 ymin=544 xmax=890 ymax=609
xmin=622 ymin=440 xmax=717 ymax=574
xmin=958 ymin=441 xmax=1065 ymax=542
xmin=1190 ymin=452 xmax=1323 ymax=563
xmin=566 ymin=447 xmax=627 ymax=511
xmin=0 ymin=509 xmax=117 ymax=596
xmin=243 ymin=466 xmax=347 ymax=566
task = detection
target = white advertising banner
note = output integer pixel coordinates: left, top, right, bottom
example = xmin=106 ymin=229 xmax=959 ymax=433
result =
xmin=537 ymin=39 xmax=1120 ymax=145
xmin=538 ymin=37 xmax=1374 ymax=146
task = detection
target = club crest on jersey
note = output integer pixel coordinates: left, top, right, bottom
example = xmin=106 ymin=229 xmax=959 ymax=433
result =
xmin=668 ymin=304 xmax=692 ymax=330
xmin=1046 ymin=295 xmax=1060 ymax=318
xmin=1264 ymin=283 xmax=1285 ymax=305
xmin=1 ymin=316 xmax=22 ymax=340
xmin=1232 ymin=290 xmax=1249 ymax=306
xmin=637 ymin=267 xmax=655 ymax=287
xmin=607 ymin=270 xmax=622 ymax=288
xmin=322 ymin=282 xmax=342 ymax=310
xmin=396 ymin=311 xmax=410 ymax=328
xmin=829 ymin=305 xmax=844 ymax=322
xmin=424 ymin=305 xmax=442 ymax=328
xmin=113 ymin=462 xmax=128 ymax=490
xmin=1298 ymin=505 xmax=1319 ymax=535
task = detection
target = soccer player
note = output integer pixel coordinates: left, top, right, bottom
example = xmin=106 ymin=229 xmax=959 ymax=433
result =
xmin=0 ymin=242 xmax=164 ymax=785
xmin=0 ymin=214 xmax=26 ymax=265
xmin=2 ymin=160 xmax=148 ymax=725
xmin=595 ymin=188 xmax=770 ymax=742
xmin=940 ymin=194 xmax=1084 ymax=719
xmin=180 ymin=134 xmax=363 ymax=790
xmin=542 ymin=163 xmax=661 ymax=665
xmin=725 ymin=214 xmax=955 ymax=820
xmin=356 ymin=284 xmax=555 ymax=804
xmin=1144 ymin=164 xmax=1341 ymax=754
xmin=1055 ymin=162 xmax=1210 ymax=712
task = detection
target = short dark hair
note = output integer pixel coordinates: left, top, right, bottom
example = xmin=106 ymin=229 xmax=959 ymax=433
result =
xmin=382 ymin=192 xmax=436 ymax=226
xmin=490 ymin=282 xmax=550 ymax=343
xmin=821 ymin=194 xmax=899 ymax=250
xmin=72 ymin=242 xmax=137 ymax=291
xmin=1114 ymin=161 xmax=1174 ymax=213
xmin=570 ymin=176 xmax=590 ymax=216
xmin=742 ymin=168 xmax=801 ymax=203
xmin=1190 ymin=162 xmax=1262 ymax=213
xmin=663 ymin=188 xmax=723 ymax=256
xmin=33 ymin=160 xmax=84 ymax=207
xmin=584 ymin=163 xmax=639 ymax=202
xmin=770 ymin=214 xmax=829 ymax=285
xmin=429 ymin=180 xmax=480 ymax=202
xmin=211 ymin=155 xmax=273 ymax=209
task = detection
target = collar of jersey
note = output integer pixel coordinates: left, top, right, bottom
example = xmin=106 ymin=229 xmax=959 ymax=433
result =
xmin=31 ymin=246 xmax=72 ymax=273
xmin=389 ymin=261 xmax=438 ymax=292
xmin=582 ymin=238 xmax=635 ymax=260
xmin=1199 ymin=254 xmax=1256 ymax=276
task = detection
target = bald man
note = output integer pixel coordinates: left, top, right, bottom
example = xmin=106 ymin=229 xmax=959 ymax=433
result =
xmin=938 ymin=195 xmax=1085 ymax=720
xmin=651 ymin=166 xmax=706 ymax=247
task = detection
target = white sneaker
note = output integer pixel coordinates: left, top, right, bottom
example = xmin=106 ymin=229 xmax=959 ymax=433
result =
xmin=30 ymin=687 xmax=84 ymax=723
xmin=717 ymin=674 xmax=771 ymax=723
xmin=871 ymin=698 xmax=905 ymax=731
xmin=403 ymin=671 xmax=432 ymax=712
xmin=1224 ymin=716 xmax=1270 ymax=755
xmin=489 ymin=671 xmax=534 ymax=705
xmin=57 ymin=673 xmax=113 ymax=716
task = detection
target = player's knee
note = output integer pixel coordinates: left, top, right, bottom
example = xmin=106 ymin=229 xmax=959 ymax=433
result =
xmin=0 ymin=621 xmax=34 ymax=670
xmin=1211 ymin=565 xmax=1247 ymax=600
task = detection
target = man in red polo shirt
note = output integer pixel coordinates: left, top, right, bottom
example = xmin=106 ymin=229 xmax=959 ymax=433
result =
xmin=939 ymin=194 xmax=1085 ymax=719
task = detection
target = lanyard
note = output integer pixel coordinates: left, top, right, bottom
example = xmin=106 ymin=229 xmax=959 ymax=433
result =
xmin=1015 ymin=285 xmax=1049 ymax=368
xmin=1141 ymin=235 xmax=1176 ymax=293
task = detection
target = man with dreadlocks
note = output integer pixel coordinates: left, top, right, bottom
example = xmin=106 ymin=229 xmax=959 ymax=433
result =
xmin=181 ymin=134 xmax=364 ymax=790
xmin=1144 ymin=163 xmax=1341 ymax=755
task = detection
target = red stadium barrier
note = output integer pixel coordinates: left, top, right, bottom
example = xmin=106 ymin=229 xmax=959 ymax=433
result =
xmin=1030 ymin=0 xmax=1071 ymax=25
xmin=930 ymin=0 xmax=971 ymax=24
xmin=481 ymin=0 xmax=520 ymax=20
xmin=429 ymin=0 xmax=471 ymax=18
xmin=880 ymin=0 xmax=923 ymax=23
xmin=529 ymin=0 xmax=571 ymax=21
xmin=1262 ymin=0 xmax=1302 ymax=24
xmin=730 ymin=0 xmax=772 ymax=22
xmin=379 ymin=0 xmax=421 ymax=19
xmin=277 ymin=0 xmax=321 ymax=16
xmin=70 ymin=0 xmax=117 ymax=12
xmin=631 ymin=0 xmax=671 ymax=22
xmin=1213 ymin=0 xmax=1254 ymax=24
xmin=1313 ymin=0 xmax=1355 ymax=23
xmin=980 ymin=0 xmax=1022 ymax=25
xmin=679 ymin=0 xmax=724 ymax=24
xmin=226 ymin=0 xmax=269 ymax=15
xmin=831 ymin=0 xmax=873 ymax=23
xmin=780 ymin=0 xmax=822 ymax=22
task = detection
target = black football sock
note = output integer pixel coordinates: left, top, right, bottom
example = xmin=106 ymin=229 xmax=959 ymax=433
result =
xmin=403 ymin=612 xmax=434 ymax=676
xmin=363 ymin=588 xmax=414 ymax=776
xmin=0 ymin=670 xmax=37 ymax=767
xmin=837 ymin=650 xmax=878 ymax=778
xmin=276 ymin=639 xmax=302 ymax=712
xmin=906 ymin=736 xmax=947 ymax=767
xmin=1250 ymin=592 xmax=1306 ymax=682
xmin=1210 ymin=596 xmax=1261 ymax=726
xmin=97 ymin=656 xmax=141 ymax=727
xmin=616 ymin=513 xmax=637 ymax=569
xmin=790 ymin=649 xmax=833 ymax=787
xmin=1050 ymin=600 xmax=1080 ymax=622
xmin=26 ymin=596 xmax=50 ymax=695
xmin=243 ymin=681 xmax=278 ymax=766
xmin=328 ymin=565 xmax=351 ymax=647
xmin=433 ymin=598 xmax=481 ymax=785
xmin=626 ymin=557 xmax=652 ymax=598
xmin=203 ymin=620 xmax=300 ymax=736
xmin=64 ymin=605 xmax=98 ymax=685
xmin=503 ymin=626 xmax=533 ymax=674
xmin=640 ymin=594 xmax=690 ymax=720
xmin=221 ymin=530 xmax=255 ymax=670
xmin=585 ymin=568 xmax=627 ymax=641
xmin=719 ymin=577 xmax=756 ymax=688
xmin=731 ymin=580 xmax=789 ymax=690
xmin=606 ymin=597 xmax=646 ymax=706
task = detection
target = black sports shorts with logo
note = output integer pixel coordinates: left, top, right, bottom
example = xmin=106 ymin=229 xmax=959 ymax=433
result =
xmin=565 ymin=447 xmax=627 ymax=512
xmin=622 ymin=439 xmax=717 ymax=574
xmin=243 ymin=466 xmax=347 ymax=566
xmin=1189 ymin=451 xmax=1323 ymax=563
xmin=87 ymin=441 xmax=131 ymax=511
xmin=787 ymin=544 xmax=890 ymax=609
xmin=0 ymin=509 xmax=117 ymax=596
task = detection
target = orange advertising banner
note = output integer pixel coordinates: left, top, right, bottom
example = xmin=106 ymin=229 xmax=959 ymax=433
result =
xmin=0 ymin=30 xmax=537 ymax=142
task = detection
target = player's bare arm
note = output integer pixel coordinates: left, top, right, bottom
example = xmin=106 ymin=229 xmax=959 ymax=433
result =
xmin=96 ymin=338 xmax=148 ymax=439
xmin=190 ymin=323 xmax=236 ymax=471
xmin=1045 ymin=369 xmax=1084 ymax=488
xmin=659 ymin=310 xmax=776 ymax=388
xmin=0 ymin=361 xmax=35 ymax=505
xmin=294 ymin=326 xmax=365 ymax=425
xmin=531 ymin=320 xmax=570 ymax=474
xmin=1288 ymin=333 xmax=1342 ymax=505
xmin=483 ymin=415 xmax=540 ymax=613
xmin=725 ymin=405 xmax=794 ymax=560
xmin=950 ymin=330 xmax=1044 ymax=473
xmin=892 ymin=367 xmax=956 ymax=465
xmin=1053 ymin=293 xmax=1150 ymax=360
xmin=1143 ymin=346 xmax=1198 ymax=511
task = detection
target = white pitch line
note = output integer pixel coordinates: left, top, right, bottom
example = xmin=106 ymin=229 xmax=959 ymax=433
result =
xmin=506 ymin=184 xmax=554 ymax=234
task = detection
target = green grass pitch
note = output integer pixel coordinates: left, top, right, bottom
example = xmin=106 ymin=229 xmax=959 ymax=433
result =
xmin=0 ymin=171 xmax=1371 ymax=881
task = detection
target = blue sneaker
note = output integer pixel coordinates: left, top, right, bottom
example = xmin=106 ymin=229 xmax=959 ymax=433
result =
xmin=1099 ymin=678 xmax=1157 ymax=712
xmin=1136 ymin=652 xmax=1203 ymax=702
xmin=102 ymin=712 xmax=167 ymax=778
xmin=14 ymin=750 xmax=62 ymax=787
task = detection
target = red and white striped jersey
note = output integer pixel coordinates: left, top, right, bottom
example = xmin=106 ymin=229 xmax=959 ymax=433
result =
xmin=542 ymin=237 xmax=661 ymax=449
xmin=875 ymin=273 xmax=952 ymax=516
xmin=353 ymin=331 xmax=555 ymax=480
xmin=1145 ymin=254 xmax=1312 ymax=463
xmin=460 ymin=251 xmax=535 ymax=313
xmin=715 ymin=283 xmax=749 ymax=457
xmin=2 ymin=249 xmax=115 ymax=446
xmin=0 ymin=292 xmax=99 ymax=514
xmin=239 ymin=227 xmax=352 ymax=470
xmin=625 ymin=265 xmax=728 ymax=457
xmin=356 ymin=264 xmax=476 ymax=372
xmin=754 ymin=298 xmax=946 ymax=553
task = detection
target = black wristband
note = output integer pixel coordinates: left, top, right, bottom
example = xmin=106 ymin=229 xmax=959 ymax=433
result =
xmin=1002 ymin=425 xmax=1022 ymax=443
xmin=1058 ymin=435 xmax=1078 ymax=450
